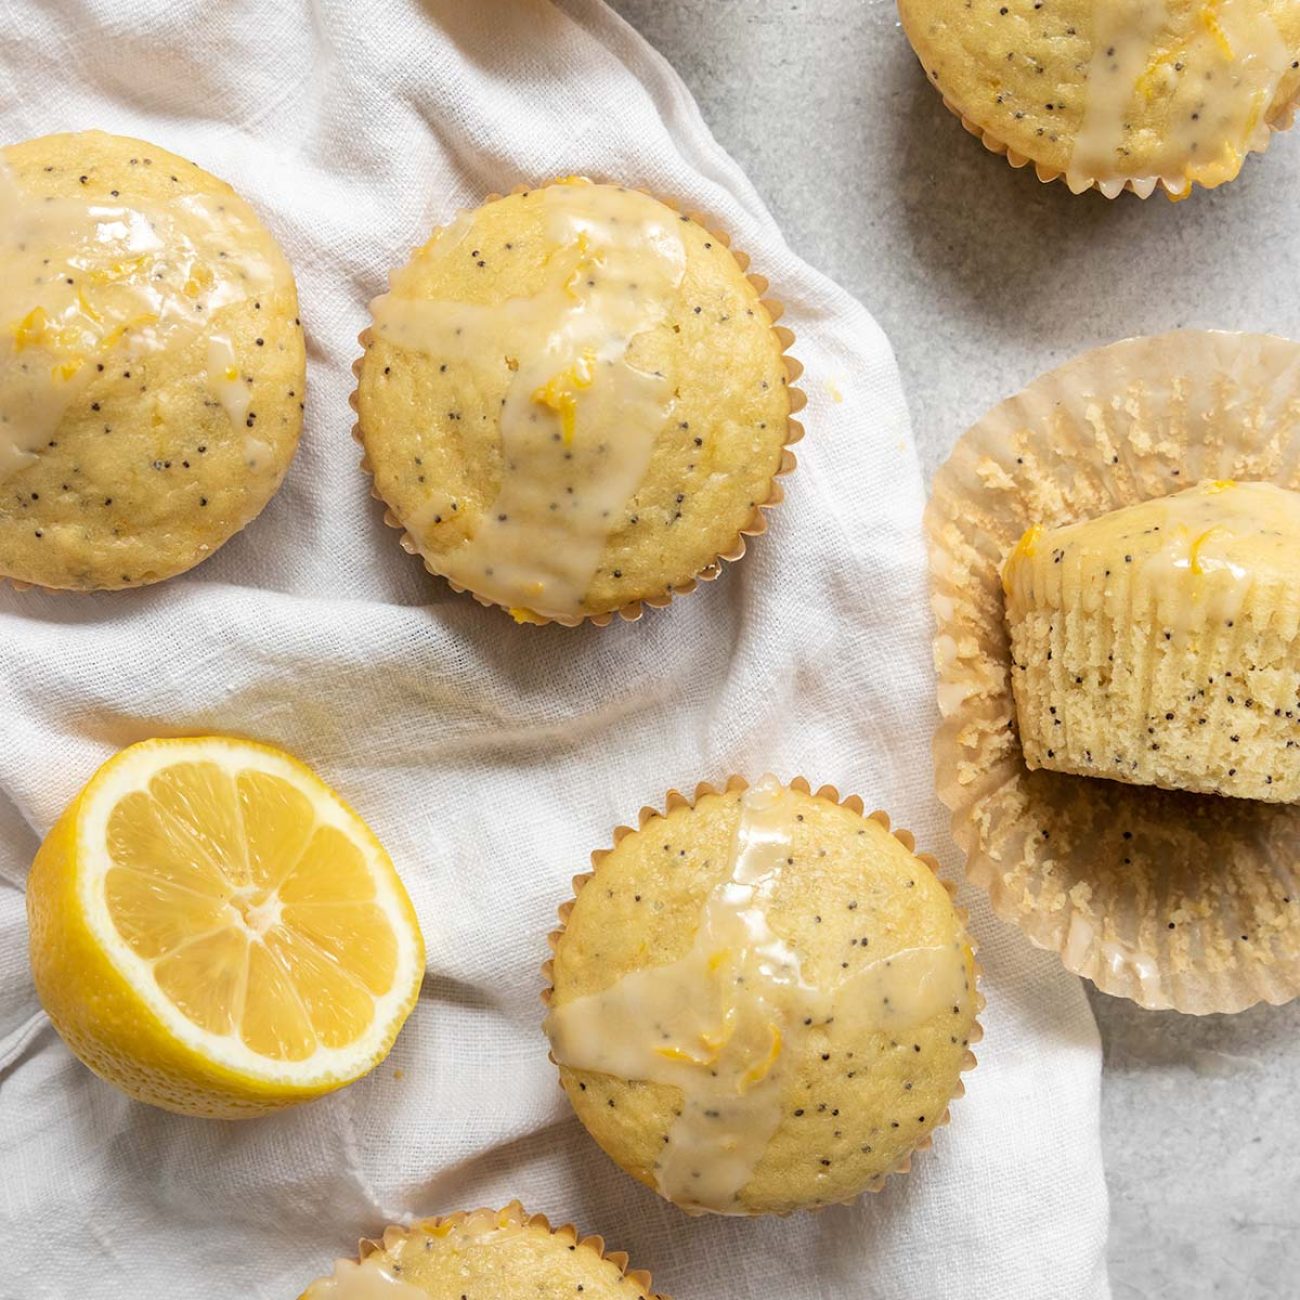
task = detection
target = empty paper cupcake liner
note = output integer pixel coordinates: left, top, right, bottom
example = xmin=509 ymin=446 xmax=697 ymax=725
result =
xmin=301 ymin=1202 xmax=665 ymax=1299
xmin=351 ymin=183 xmax=803 ymax=628
xmin=926 ymin=329 xmax=1300 ymax=1013
xmin=540 ymin=774 xmax=982 ymax=1211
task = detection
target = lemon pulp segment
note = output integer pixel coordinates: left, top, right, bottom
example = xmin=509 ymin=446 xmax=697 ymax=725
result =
xmin=27 ymin=737 xmax=424 ymax=1116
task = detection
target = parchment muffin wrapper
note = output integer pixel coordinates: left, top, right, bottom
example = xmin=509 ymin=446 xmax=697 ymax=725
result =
xmin=926 ymin=329 xmax=1300 ymax=1014
xmin=351 ymin=183 xmax=803 ymax=628
xmin=298 ymin=1201 xmax=666 ymax=1299
xmin=539 ymin=774 xmax=983 ymax=1215
xmin=936 ymin=90 xmax=1299 ymax=201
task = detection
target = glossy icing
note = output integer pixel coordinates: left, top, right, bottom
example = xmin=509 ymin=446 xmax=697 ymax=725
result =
xmin=305 ymin=1257 xmax=427 ymax=1300
xmin=1069 ymin=1 xmax=1294 ymax=195
xmin=206 ymin=333 xmax=252 ymax=428
xmin=371 ymin=182 xmax=687 ymax=620
xmin=304 ymin=1214 xmax=565 ymax=1300
xmin=545 ymin=776 xmax=969 ymax=1215
xmin=0 ymin=159 xmax=286 ymax=483
xmin=1003 ymin=480 xmax=1299 ymax=635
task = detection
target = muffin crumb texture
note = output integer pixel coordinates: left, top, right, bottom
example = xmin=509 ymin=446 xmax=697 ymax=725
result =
xmin=1003 ymin=480 xmax=1300 ymax=804
xmin=0 ymin=129 xmax=304 ymax=590
xmin=899 ymin=0 xmax=1300 ymax=197
xmin=299 ymin=1203 xmax=661 ymax=1300
xmin=545 ymin=777 xmax=979 ymax=1216
xmin=359 ymin=179 xmax=794 ymax=623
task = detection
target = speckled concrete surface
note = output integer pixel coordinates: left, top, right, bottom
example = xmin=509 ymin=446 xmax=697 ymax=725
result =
xmin=602 ymin=1 xmax=1300 ymax=1295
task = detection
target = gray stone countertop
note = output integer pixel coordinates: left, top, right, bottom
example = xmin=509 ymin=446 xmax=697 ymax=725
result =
xmin=603 ymin=1 xmax=1300 ymax=1296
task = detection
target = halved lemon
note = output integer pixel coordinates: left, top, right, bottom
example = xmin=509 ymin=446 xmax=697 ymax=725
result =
xmin=26 ymin=736 xmax=425 ymax=1118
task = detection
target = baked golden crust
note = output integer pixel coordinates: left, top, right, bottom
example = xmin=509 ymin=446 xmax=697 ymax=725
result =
xmin=899 ymin=0 xmax=1300 ymax=197
xmin=357 ymin=181 xmax=799 ymax=624
xmin=299 ymin=1203 xmax=664 ymax=1300
xmin=0 ymin=130 xmax=304 ymax=590
xmin=544 ymin=777 xmax=979 ymax=1215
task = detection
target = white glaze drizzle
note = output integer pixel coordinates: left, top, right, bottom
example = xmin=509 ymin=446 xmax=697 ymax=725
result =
xmin=1004 ymin=480 xmax=1299 ymax=636
xmin=0 ymin=156 xmax=285 ymax=484
xmin=1068 ymin=1 xmax=1293 ymax=195
xmin=305 ymin=1257 xmax=427 ymax=1300
xmin=371 ymin=182 xmax=686 ymax=620
xmin=206 ymin=333 xmax=252 ymax=428
xmin=544 ymin=775 xmax=969 ymax=1215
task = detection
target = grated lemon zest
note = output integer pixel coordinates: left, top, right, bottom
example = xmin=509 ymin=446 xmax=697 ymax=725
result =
xmin=12 ymin=306 xmax=49 ymax=351
xmin=1136 ymin=47 xmax=1182 ymax=101
xmin=699 ymin=1004 xmax=738 ymax=1057
xmin=563 ymin=231 xmax=604 ymax=301
xmin=654 ymin=1043 xmax=712 ymax=1066
xmin=1002 ymin=524 xmax=1044 ymax=593
xmin=738 ymin=1023 xmax=782 ymax=1093
xmin=1200 ymin=3 xmax=1235 ymax=61
xmin=532 ymin=348 xmax=597 ymax=444
xmin=100 ymin=312 xmax=160 ymax=349
xmin=508 ymin=607 xmax=548 ymax=625
xmin=1189 ymin=526 xmax=1226 ymax=576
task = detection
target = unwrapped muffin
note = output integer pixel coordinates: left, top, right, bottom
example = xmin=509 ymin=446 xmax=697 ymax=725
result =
xmin=898 ymin=0 xmax=1300 ymax=198
xmin=926 ymin=329 xmax=1300 ymax=1014
xmin=1003 ymin=480 xmax=1300 ymax=803
xmin=0 ymin=130 xmax=304 ymax=590
xmin=543 ymin=775 xmax=979 ymax=1216
xmin=356 ymin=178 xmax=800 ymax=625
xmin=298 ymin=1203 xmax=663 ymax=1299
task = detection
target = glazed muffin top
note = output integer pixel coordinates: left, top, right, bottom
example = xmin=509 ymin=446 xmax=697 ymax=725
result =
xmin=544 ymin=777 xmax=978 ymax=1216
xmin=357 ymin=179 xmax=793 ymax=624
xmin=1003 ymin=480 xmax=1300 ymax=637
xmin=299 ymin=1204 xmax=662 ymax=1300
xmin=0 ymin=130 xmax=304 ymax=590
xmin=899 ymin=0 xmax=1300 ymax=197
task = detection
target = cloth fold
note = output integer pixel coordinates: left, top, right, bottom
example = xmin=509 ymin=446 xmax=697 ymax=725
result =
xmin=0 ymin=2 xmax=1109 ymax=1296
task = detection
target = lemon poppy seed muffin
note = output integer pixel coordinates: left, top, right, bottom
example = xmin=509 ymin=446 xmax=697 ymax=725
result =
xmin=1003 ymin=480 xmax=1300 ymax=803
xmin=543 ymin=776 xmax=979 ymax=1217
xmin=899 ymin=0 xmax=1300 ymax=198
xmin=0 ymin=130 xmax=304 ymax=591
xmin=299 ymin=1204 xmax=664 ymax=1300
xmin=357 ymin=178 xmax=797 ymax=625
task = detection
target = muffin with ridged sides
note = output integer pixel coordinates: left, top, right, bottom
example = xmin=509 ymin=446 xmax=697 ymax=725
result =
xmin=298 ymin=1203 xmax=665 ymax=1300
xmin=0 ymin=130 xmax=304 ymax=590
xmin=542 ymin=775 xmax=980 ymax=1217
xmin=898 ymin=0 xmax=1300 ymax=198
xmin=355 ymin=178 xmax=802 ymax=626
xmin=926 ymin=329 xmax=1300 ymax=1016
xmin=1003 ymin=480 xmax=1300 ymax=804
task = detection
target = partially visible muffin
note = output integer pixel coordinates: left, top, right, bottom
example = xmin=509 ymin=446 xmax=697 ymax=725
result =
xmin=898 ymin=0 xmax=1300 ymax=198
xmin=543 ymin=776 xmax=979 ymax=1216
xmin=0 ymin=130 xmax=304 ymax=590
xmin=357 ymin=178 xmax=798 ymax=625
xmin=1002 ymin=480 xmax=1300 ymax=803
xmin=298 ymin=1203 xmax=664 ymax=1299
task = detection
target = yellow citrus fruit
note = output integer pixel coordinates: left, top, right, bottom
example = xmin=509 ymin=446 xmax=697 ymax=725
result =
xmin=26 ymin=736 xmax=425 ymax=1118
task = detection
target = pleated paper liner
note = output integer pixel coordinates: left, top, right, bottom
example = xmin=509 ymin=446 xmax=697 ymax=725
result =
xmin=926 ymin=330 xmax=1300 ymax=1014
xmin=298 ymin=1202 xmax=666 ymax=1299
xmin=540 ymin=774 xmax=983 ymax=1213
xmin=351 ymin=182 xmax=804 ymax=628
xmin=937 ymin=92 xmax=1300 ymax=201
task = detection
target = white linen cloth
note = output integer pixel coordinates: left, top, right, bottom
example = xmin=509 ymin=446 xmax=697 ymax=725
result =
xmin=0 ymin=2 xmax=1110 ymax=1296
